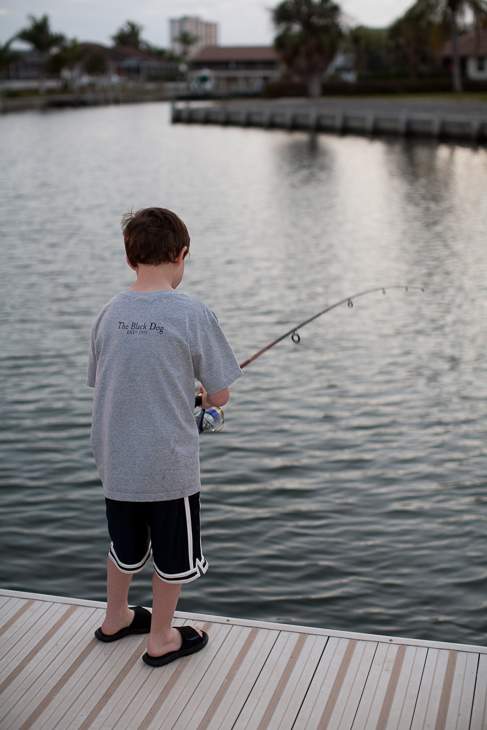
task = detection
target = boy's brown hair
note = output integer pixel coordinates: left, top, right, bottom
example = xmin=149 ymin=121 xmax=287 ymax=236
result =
xmin=122 ymin=207 xmax=190 ymax=267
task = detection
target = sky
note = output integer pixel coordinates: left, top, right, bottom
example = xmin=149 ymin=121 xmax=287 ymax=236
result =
xmin=1 ymin=1 xmax=415 ymax=47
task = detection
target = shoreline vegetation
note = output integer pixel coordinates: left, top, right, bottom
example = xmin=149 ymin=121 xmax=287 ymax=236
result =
xmin=2 ymin=88 xmax=487 ymax=115
xmin=2 ymin=1 xmax=487 ymax=113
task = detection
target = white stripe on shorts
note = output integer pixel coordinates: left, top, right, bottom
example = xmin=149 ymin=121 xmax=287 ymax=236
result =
xmin=153 ymin=557 xmax=209 ymax=584
xmin=184 ymin=497 xmax=194 ymax=572
xmin=109 ymin=542 xmax=152 ymax=574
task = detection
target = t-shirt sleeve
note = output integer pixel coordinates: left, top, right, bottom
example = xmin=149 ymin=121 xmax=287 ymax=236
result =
xmin=191 ymin=306 xmax=243 ymax=394
xmin=87 ymin=326 xmax=97 ymax=388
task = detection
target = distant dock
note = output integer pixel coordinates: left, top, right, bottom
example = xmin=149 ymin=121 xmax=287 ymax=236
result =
xmin=1 ymin=588 xmax=486 ymax=728
xmin=172 ymin=98 xmax=487 ymax=143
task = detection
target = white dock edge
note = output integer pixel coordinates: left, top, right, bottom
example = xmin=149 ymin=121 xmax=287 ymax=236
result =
xmin=1 ymin=588 xmax=486 ymax=729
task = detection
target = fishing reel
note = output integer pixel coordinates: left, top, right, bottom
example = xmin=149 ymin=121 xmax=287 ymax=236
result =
xmin=194 ymin=406 xmax=224 ymax=433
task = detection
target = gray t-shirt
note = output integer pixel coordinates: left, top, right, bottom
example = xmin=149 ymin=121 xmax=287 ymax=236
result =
xmin=87 ymin=289 xmax=242 ymax=501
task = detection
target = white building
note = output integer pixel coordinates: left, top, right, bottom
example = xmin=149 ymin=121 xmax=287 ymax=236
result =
xmin=442 ymin=30 xmax=487 ymax=81
xmin=190 ymin=46 xmax=282 ymax=94
xmin=170 ymin=17 xmax=218 ymax=58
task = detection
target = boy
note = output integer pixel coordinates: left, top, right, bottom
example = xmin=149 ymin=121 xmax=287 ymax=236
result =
xmin=87 ymin=207 xmax=242 ymax=667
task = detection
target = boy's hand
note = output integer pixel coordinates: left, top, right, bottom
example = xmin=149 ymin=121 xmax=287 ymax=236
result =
xmin=197 ymin=386 xmax=212 ymax=410
xmin=197 ymin=385 xmax=230 ymax=409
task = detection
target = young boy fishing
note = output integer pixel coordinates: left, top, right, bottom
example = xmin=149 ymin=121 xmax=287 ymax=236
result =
xmin=87 ymin=207 xmax=242 ymax=666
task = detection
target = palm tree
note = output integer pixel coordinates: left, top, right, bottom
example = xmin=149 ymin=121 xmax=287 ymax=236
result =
xmin=348 ymin=26 xmax=389 ymax=76
xmin=272 ymin=0 xmax=343 ymax=97
xmin=112 ymin=21 xmax=144 ymax=49
xmin=47 ymin=39 xmax=87 ymax=91
xmin=0 ymin=38 xmax=20 ymax=110
xmin=405 ymin=0 xmax=487 ymax=91
xmin=83 ymin=49 xmax=109 ymax=78
xmin=175 ymin=31 xmax=200 ymax=61
xmin=0 ymin=37 xmax=19 ymax=79
xmin=17 ymin=14 xmax=65 ymax=92
xmin=388 ymin=5 xmax=444 ymax=79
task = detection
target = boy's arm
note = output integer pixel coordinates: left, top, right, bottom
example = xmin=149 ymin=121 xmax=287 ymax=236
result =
xmin=198 ymin=385 xmax=230 ymax=409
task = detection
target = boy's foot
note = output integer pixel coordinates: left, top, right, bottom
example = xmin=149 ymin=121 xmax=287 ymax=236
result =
xmin=94 ymin=606 xmax=152 ymax=642
xmin=142 ymin=626 xmax=208 ymax=667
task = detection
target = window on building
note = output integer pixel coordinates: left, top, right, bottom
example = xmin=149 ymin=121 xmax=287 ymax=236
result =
xmin=478 ymin=56 xmax=486 ymax=71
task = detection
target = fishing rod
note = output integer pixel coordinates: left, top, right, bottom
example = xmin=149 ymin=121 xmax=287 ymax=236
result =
xmin=239 ymin=285 xmax=424 ymax=369
xmin=196 ymin=285 xmax=424 ymax=432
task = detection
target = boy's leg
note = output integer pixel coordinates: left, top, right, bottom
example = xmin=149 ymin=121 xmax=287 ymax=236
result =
xmin=146 ymin=574 xmax=182 ymax=657
xmin=146 ymin=574 xmax=204 ymax=658
xmin=101 ymin=557 xmax=134 ymax=635
xmin=146 ymin=494 xmax=205 ymax=658
xmin=101 ymin=498 xmax=151 ymax=636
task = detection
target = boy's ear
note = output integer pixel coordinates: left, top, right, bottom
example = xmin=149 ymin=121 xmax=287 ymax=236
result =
xmin=176 ymin=247 xmax=188 ymax=266
xmin=126 ymin=255 xmax=137 ymax=272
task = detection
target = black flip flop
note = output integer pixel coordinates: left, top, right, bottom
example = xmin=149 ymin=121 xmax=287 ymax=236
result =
xmin=142 ymin=626 xmax=208 ymax=667
xmin=94 ymin=606 xmax=152 ymax=642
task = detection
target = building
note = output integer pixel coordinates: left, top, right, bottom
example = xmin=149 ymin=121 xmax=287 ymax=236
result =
xmin=190 ymin=46 xmax=281 ymax=94
xmin=170 ymin=17 xmax=218 ymax=59
xmin=442 ymin=30 xmax=487 ymax=81
xmin=2 ymin=44 xmax=179 ymax=88
xmin=96 ymin=45 xmax=179 ymax=81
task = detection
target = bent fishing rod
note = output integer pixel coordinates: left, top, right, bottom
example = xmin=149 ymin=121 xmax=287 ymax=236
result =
xmin=196 ymin=285 xmax=424 ymax=432
xmin=239 ymin=285 xmax=424 ymax=369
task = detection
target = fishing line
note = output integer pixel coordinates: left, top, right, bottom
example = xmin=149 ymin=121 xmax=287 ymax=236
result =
xmin=195 ymin=285 xmax=424 ymax=432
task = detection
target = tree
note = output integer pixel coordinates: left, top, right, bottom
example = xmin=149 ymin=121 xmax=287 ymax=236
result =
xmin=175 ymin=31 xmax=200 ymax=61
xmin=83 ymin=49 xmax=109 ymax=78
xmin=17 ymin=14 xmax=65 ymax=92
xmin=0 ymin=37 xmax=19 ymax=80
xmin=405 ymin=0 xmax=487 ymax=90
xmin=112 ymin=20 xmax=144 ymax=49
xmin=47 ymin=39 xmax=87 ymax=90
xmin=388 ymin=5 xmax=446 ymax=79
xmin=0 ymin=37 xmax=20 ymax=109
xmin=143 ymin=43 xmax=177 ymax=61
xmin=348 ymin=26 xmax=389 ymax=76
xmin=272 ymin=0 xmax=343 ymax=97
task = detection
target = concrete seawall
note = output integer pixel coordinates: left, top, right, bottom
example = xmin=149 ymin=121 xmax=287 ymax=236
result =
xmin=0 ymin=90 xmax=173 ymax=114
xmin=172 ymin=98 xmax=487 ymax=143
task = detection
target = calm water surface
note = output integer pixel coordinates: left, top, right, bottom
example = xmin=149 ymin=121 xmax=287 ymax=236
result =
xmin=1 ymin=102 xmax=486 ymax=645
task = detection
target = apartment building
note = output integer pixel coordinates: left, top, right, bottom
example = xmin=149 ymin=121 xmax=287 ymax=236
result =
xmin=170 ymin=16 xmax=218 ymax=58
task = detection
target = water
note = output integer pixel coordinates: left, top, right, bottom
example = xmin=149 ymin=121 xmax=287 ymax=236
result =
xmin=1 ymin=102 xmax=486 ymax=646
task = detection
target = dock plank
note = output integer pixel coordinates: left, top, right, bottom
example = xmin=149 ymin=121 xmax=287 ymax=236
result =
xmin=148 ymin=622 xmax=235 ymax=730
xmin=351 ymin=641 xmax=404 ymax=729
xmin=0 ymin=599 xmax=51 ymax=661
xmin=89 ymin=620 xmax=222 ymax=730
xmin=470 ymin=653 xmax=487 ymax=730
xmin=170 ymin=625 xmax=277 ymax=730
xmin=261 ymin=634 xmax=329 ymax=730
xmin=1 ymin=606 xmax=97 ymax=714
xmin=1 ymin=610 xmax=102 ymax=730
xmin=444 ymin=652 xmax=479 ymax=730
xmin=0 ymin=598 xmax=36 ymax=641
xmin=0 ymin=603 xmax=72 ymax=685
xmin=0 ymin=589 xmax=486 ymax=730
xmin=232 ymin=630 xmax=307 ymax=729
xmin=36 ymin=633 xmax=146 ymax=729
xmin=376 ymin=645 xmax=428 ymax=730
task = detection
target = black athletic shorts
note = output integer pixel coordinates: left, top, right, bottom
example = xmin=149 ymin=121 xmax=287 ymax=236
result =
xmin=105 ymin=493 xmax=208 ymax=584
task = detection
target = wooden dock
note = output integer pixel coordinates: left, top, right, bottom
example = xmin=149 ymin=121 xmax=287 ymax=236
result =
xmin=1 ymin=588 xmax=486 ymax=729
xmin=171 ymin=101 xmax=487 ymax=143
